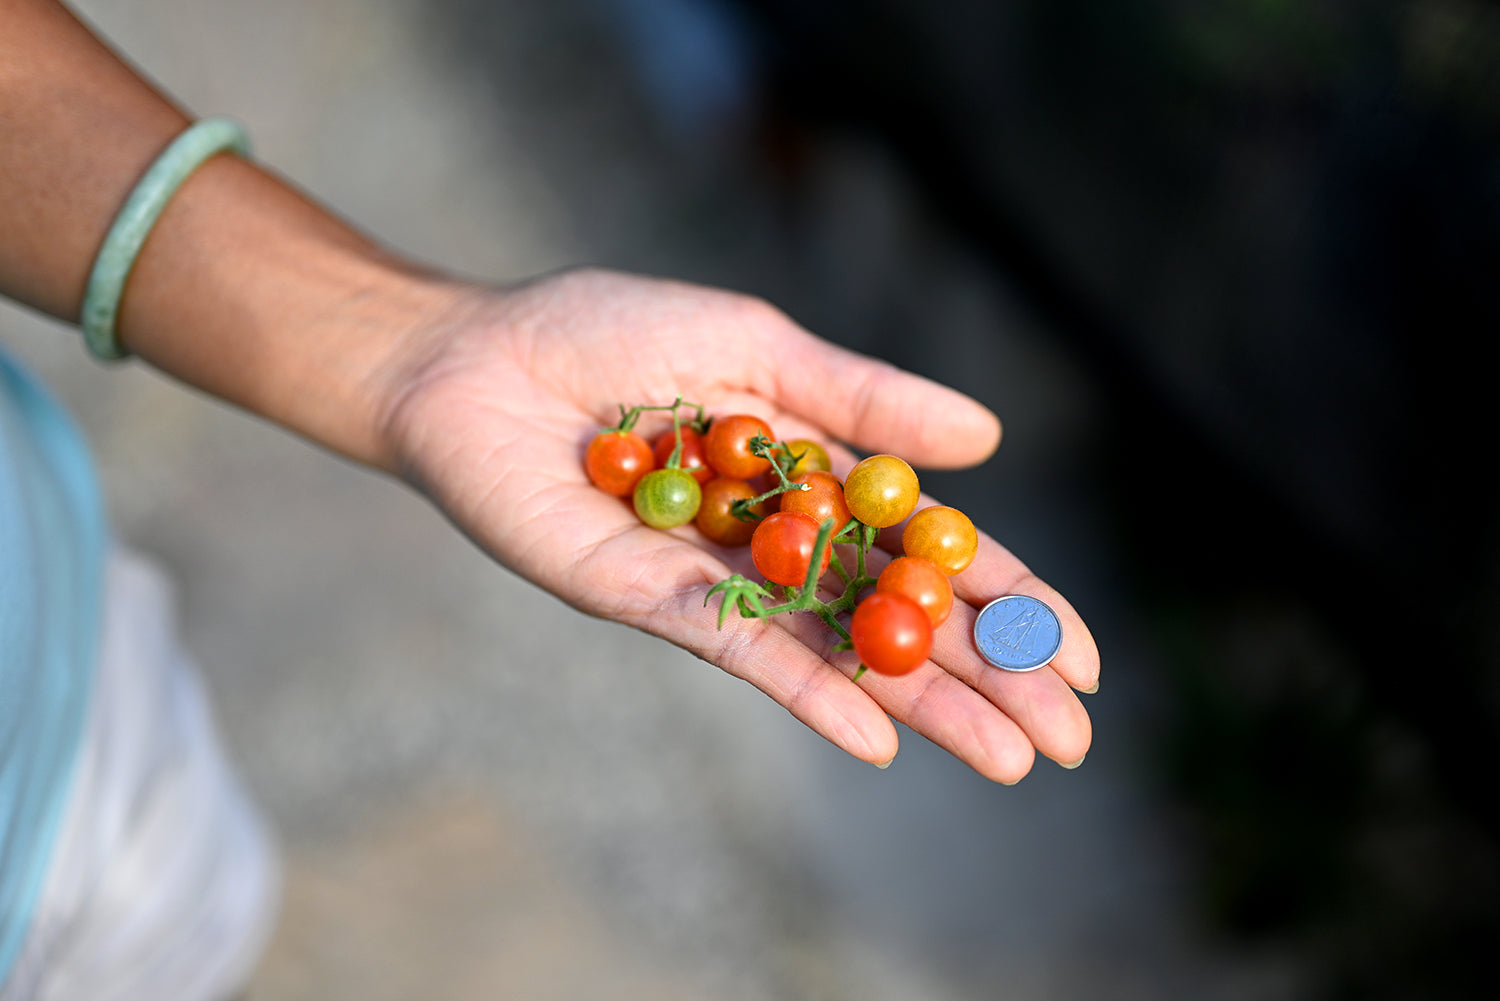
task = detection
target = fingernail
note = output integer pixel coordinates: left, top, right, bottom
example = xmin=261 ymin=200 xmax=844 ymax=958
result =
xmin=875 ymin=757 xmax=894 ymax=770
xmin=1061 ymin=755 xmax=1086 ymax=770
xmin=1079 ymin=680 xmax=1099 ymax=695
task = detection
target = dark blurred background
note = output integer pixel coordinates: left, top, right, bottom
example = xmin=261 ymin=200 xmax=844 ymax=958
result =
xmin=557 ymin=1 xmax=1500 ymax=997
xmin=6 ymin=1 xmax=1496 ymax=999
xmin=809 ymin=2 xmax=1500 ymax=997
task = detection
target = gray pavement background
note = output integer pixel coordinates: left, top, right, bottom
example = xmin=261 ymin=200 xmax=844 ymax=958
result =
xmin=4 ymin=2 xmax=1310 ymax=999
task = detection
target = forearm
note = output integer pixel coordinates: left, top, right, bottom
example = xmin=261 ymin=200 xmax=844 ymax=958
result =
xmin=0 ymin=0 xmax=462 ymax=468
xmin=110 ymin=151 xmax=467 ymax=470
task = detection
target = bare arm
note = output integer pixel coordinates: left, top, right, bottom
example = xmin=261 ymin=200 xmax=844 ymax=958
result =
xmin=0 ymin=0 xmax=450 ymax=466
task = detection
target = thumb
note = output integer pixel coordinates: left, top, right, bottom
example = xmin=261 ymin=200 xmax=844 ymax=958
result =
xmin=766 ymin=324 xmax=1002 ymax=469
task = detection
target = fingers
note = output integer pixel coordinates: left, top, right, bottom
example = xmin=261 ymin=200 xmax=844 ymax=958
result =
xmin=867 ymin=503 xmax=1102 ymax=696
xmin=713 ymin=606 xmax=1089 ymax=782
xmin=757 ymin=318 xmax=1002 ymax=469
xmin=851 ymin=509 xmax=1097 ymax=774
xmin=827 ymin=593 xmax=1092 ymax=779
xmin=848 ymin=666 xmax=1042 ymax=782
xmin=635 ymin=571 xmax=903 ymax=766
xmin=719 ymin=619 xmax=902 ymax=766
xmin=925 ymin=607 xmax=1094 ymax=769
xmin=564 ymin=515 xmax=1093 ymax=781
xmin=613 ymin=543 xmax=1055 ymax=778
xmin=950 ymin=534 xmax=1102 ymax=695
xmin=625 ymin=548 xmax=1091 ymax=782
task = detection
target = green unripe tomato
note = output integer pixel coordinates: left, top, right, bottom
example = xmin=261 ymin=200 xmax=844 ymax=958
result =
xmin=633 ymin=468 xmax=702 ymax=529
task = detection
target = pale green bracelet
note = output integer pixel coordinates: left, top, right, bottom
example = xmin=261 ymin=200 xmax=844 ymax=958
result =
xmin=80 ymin=117 xmax=252 ymax=361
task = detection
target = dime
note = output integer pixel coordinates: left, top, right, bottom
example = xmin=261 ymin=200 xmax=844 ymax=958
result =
xmin=973 ymin=595 xmax=1062 ymax=672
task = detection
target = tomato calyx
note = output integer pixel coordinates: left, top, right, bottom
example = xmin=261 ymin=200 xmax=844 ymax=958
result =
xmin=726 ymin=434 xmax=813 ymax=523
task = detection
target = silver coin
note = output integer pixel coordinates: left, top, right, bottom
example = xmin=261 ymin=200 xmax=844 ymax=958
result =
xmin=973 ymin=595 xmax=1063 ymax=672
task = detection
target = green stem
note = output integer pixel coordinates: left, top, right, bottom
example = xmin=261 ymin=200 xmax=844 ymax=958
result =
xmin=736 ymin=478 xmax=806 ymax=515
xmin=665 ymin=401 xmax=685 ymax=469
xmin=706 ymin=509 xmax=883 ymax=685
xmin=731 ymin=433 xmax=836 ymax=520
xmin=615 ymin=395 xmax=697 ymax=434
xmin=827 ymin=547 xmax=850 ymax=587
xmin=817 ymin=606 xmax=851 ymax=643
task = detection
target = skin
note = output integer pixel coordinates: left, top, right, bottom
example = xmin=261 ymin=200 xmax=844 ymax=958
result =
xmin=1 ymin=0 xmax=1098 ymax=782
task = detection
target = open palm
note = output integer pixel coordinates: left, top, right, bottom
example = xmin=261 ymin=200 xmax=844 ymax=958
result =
xmin=382 ymin=268 xmax=1096 ymax=782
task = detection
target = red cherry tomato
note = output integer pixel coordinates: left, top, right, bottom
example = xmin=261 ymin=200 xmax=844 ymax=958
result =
xmin=750 ymin=511 xmax=831 ymax=587
xmin=584 ymin=429 xmax=654 ymax=496
xmin=902 ymin=506 xmax=979 ymax=575
xmin=843 ymin=454 xmax=920 ymax=528
xmin=850 ymin=592 xmax=933 ymax=676
xmin=695 ymin=478 xmax=765 ymax=547
xmin=704 ymin=414 xmax=774 ymax=479
xmin=652 ymin=426 xmax=714 ymax=485
xmin=876 ymin=556 xmax=954 ymax=627
xmin=778 ymin=471 xmax=851 ymax=534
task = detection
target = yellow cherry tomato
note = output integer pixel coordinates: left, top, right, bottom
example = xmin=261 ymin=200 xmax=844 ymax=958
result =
xmin=843 ymin=454 xmax=920 ymax=528
xmin=781 ymin=439 xmax=832 ymax=477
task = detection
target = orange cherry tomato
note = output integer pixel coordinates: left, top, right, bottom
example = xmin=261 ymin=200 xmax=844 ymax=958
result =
xmin=901 ymin=506 xmax=978 ymax=575
xmin=584 ymin=429 xmax=654 ymax=496
xmin=695 ymin=478 xmax=765 ymax=547
xmin=876 ymin=556 xmax=954 ymax=627
xmin=778 ymin=470 xmax=851 ymax=534
xmin=704 ymin=414 xmax=774 ymax=479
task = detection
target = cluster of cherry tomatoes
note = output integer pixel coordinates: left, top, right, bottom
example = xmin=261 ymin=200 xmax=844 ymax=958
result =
xmin=583 ymin=399 xmax=979 ymax=678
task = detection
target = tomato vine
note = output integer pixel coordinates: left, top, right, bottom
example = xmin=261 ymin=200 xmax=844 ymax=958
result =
xmin=584 ymin=397 xmax=976 ymax=680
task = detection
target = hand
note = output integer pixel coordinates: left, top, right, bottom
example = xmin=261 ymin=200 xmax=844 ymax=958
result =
xmin=378 ymin=267 xmax=1097 ymax=782
xmin=3 ymin=0 xmax=1093 ymax=781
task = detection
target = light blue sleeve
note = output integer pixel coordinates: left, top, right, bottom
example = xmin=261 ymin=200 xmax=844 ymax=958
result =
xmin=0 ymin=350 xmax=108 ymax=981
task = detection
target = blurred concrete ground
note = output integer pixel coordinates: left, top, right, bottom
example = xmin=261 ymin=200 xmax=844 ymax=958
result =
xmin=3 ymin=1 xmax=1311 ymax=999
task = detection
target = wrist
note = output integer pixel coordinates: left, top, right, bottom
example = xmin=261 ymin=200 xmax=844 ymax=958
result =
xmin=116 ymin=152 xmax=473 ymax=471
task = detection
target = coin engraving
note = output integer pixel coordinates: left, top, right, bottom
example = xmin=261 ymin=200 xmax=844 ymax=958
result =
xmin=974 ymin=595 xmax=1062 ymax=672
